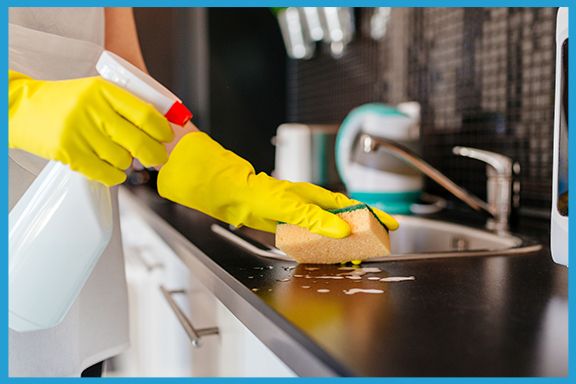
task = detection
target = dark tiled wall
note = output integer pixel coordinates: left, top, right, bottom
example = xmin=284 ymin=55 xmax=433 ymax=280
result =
xmin=287 ymin=7 xmax=557 ymax=220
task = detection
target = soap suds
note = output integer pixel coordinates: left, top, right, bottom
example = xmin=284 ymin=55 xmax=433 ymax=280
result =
xmin=338 ymin=267 xmax=382 ymax=273
xmin=338 ymin=267 xmax=382 ymax=277
xmin=344 ymin=289 xmax=384 ymax=295
xmin=380 ymin=276 xmax=415 ymax=282
xmin=315 ymin=276 xmax=345 ymax=280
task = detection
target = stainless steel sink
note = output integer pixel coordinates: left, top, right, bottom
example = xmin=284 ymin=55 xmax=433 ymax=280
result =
xmin=382 ymin=216 xmax=540 ymax=260
xmin=211 ymin=216 xmax=541 ymax=263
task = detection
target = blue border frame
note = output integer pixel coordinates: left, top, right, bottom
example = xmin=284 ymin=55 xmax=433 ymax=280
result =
xmin=2 ymin=1 xmax=573 ymax=382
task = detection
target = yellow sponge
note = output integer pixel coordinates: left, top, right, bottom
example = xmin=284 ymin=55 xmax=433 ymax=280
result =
xmin=275 ymin=204 xmax=391 ymax=264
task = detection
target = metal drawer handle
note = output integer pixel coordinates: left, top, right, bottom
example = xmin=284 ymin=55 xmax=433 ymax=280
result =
xmin=159 ymin=285 xmax=219 ymax=347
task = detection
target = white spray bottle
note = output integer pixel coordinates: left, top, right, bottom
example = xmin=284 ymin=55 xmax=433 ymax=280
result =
xmin=9 ymin=50 xmax=192 ymax=332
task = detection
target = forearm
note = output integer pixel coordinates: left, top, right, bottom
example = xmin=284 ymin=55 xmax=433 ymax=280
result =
xmin=104 ymin=8 xmax=147 ymax=72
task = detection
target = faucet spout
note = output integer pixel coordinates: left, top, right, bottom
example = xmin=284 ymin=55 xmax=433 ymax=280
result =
xmin=360 ymin=134 xmax=501 ymax=226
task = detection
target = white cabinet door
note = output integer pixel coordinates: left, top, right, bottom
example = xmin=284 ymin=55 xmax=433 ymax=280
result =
xmin=113 ymin=192 xmax=296 ymax=377
xmin=213 ymin=301 xmax=295 ymax=377
xmin=113 ymin=207 xmax=196 ymax=377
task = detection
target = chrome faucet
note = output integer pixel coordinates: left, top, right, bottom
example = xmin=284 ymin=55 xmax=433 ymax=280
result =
xmin=360 ymin=134 xmax=516 ymax=232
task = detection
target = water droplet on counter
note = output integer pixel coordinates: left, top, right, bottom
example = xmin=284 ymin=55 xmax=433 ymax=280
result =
xmin=338 ymin=271 xmax=363 ymax=277
xmin=338 ymin=266 xmax=381 ymax=272
xmin=317 ymin=289 xmax=330 ymax=293
xmin=343 ymin=289 xmax=384 ymax=295
xmin=379 ymin=276 xmax=415 ymax=282
xmin=338 ymin=267 xmax=382 ymax=277
xmin=315 ymin=276 xmax=344 ymax=279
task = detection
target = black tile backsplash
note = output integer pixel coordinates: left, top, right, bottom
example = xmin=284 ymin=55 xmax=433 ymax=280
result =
xmin=287 ymin=7 xmax=557 ymax=221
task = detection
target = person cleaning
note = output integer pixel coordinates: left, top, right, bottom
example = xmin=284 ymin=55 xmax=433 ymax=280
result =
xmin=8 ymin=7 xmax=398 ymax=377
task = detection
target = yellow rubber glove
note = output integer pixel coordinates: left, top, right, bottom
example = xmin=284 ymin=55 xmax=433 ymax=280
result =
xmin=9 ymin=70 xmax=174 ymax=186
xmin=158 ymin=132 xmax=399 ymax=238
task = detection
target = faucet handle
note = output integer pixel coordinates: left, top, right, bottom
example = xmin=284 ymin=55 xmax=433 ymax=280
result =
xmin=452 ymin=146 xmax=513 ymax=177
xmin=453 ymin=146 xmax=515 ymax=232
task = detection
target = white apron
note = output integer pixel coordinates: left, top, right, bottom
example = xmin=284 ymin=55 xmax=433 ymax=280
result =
xmin=9 ymin=8 xmax=129 ymax=377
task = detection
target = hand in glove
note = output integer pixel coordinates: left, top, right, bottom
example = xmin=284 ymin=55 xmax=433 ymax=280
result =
xmin=158 ymin=131 xmax=398 ymax=238
xmin=9 ymin=70 xmax=173 ymax=186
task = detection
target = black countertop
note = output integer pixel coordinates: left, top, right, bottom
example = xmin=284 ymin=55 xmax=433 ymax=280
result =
xmin=124 ymin=186 xmax=568 ymax=377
